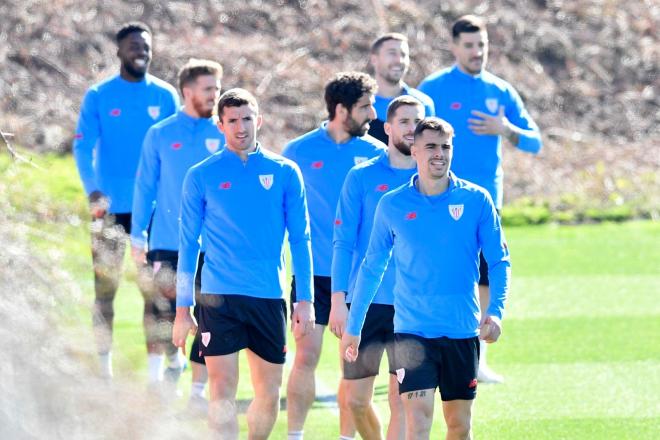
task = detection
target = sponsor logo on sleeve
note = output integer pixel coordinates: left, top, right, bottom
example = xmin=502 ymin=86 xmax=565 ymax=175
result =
xmin=449 ymin=204 xmax=464 ymax=221
xmin=147 ymin=106 xmax=161 ymax=120
xmin=201 ymin=332 xmax=211 ymax=347
xmin=205 ymin=138 xmax=220 ymax=153
xmin=334 ymin=218 xmax=342 ymax=226
xmin=485 ymin=98 xmax=498 ymax=114
xmin=354 ymin=156 xmax=368 ymax=165
xmin=259 ymin=174 xmax=274 ymax=190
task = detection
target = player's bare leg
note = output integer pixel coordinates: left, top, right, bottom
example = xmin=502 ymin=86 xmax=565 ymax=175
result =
xmin=401 ymin=388 xmax=434 ymax=440
xmin=206 ymin=352 xmax=239 ymax=439
xmin=287 ymin=324 xmax=325 ymax=433
xmin=442 ymin=399 xmax=473 ymax=440
xmin=344 ymin=376 xmax=383 ymax=439
xmin=385 ymin=373 xmax=405 ymax=440
xmin=246 ymin=349 xmax=284 ymax=440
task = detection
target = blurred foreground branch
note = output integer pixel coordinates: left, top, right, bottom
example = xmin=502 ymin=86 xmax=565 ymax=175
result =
xmin=1 ymin=129 xmax=44 ymax=170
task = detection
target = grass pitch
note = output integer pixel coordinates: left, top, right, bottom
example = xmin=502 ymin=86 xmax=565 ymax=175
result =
xmin=3 ymin=153 xmax=659 ymax=439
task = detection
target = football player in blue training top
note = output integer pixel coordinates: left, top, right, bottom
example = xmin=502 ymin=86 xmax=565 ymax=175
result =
xmin=73 ymin=21 xmax=179 ymax=379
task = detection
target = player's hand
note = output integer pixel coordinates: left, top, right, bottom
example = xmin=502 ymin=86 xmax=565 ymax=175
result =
xmin=88 ymin=190 xmax=109 ymax=219
xmin=292 ymin=300 xmax=315 ymax=340
xmin=341 ymin=333 xmax=360 ymax=363
xmin=172 ymin=307 xmax=197 ymax=355
xmin=468 ymin=106 xmax=509 ymax=136
xmin=131 ymin=244 xmax=147 ymax=266
xmin=329 ymin=292 xmax=348 ymax=339
xmin=479 ymin=314 xmax=502 ymax=343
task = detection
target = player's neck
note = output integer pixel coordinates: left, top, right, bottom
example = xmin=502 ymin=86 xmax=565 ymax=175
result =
xmin=387 ymin=146 xmax=415 ymax=170
xmin=326 ymin=119 xmax=352 ymax=144
xmin=119 ymin=66 xmax=145 ymax=83
xmin=182 ymin=104 xmax=201 ymax=119
xmin=416 ymin=174 xmax=449 ymax=196
xmin=376 ymin=76 xmax=404 ymax=98
xmin=227 ymin=143 xmax=257 ymax=162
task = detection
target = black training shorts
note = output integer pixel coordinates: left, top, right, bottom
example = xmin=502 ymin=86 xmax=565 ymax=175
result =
xmin=198 ymin=294 xmax=287 ymax=364
xmin=290 ymin=275 xmax=331 ymax=326
xmin=343 ymin=303 xmax=396 ymax=380
xmin=394 ymin=333 xmax=480 ymax=401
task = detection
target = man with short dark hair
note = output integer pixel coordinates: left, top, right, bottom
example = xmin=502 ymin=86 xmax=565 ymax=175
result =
xmin=367 ymin=33 xmax=434 ymax=144
xmin=173 ymin=88 xmax=314 ymax=439
xmin=330 ymin=95 xmax=424 ymax=440
xmin=418 ymin=15 xmax=542 ymax=383
xmin=73 ymin=21 xmax=179 ymax=379
xmin=342 ymin=117 xmax=511 ymax=440
xmin=283 ymin=72 xmax=385 ymax=440
xmin=131 ymin=58 xmax=224 ymax=407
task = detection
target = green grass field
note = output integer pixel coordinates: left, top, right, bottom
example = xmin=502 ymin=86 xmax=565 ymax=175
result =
xmin=2 ymin=153 xmax=659 ymax=438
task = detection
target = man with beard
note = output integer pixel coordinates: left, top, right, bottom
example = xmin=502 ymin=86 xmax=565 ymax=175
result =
xmin=130 ymin=59 xmax=224 ymax=407
xmin=367 ymin=33 xmax=434 ymax=145
xmin=342 ymin=117 xmax=511 ymax=440
xmin=283 ymin=72 xmax=385 ymax=440
xmin=418 ymin=15 xmax=542 ymax=383
xmin=73 ymin=22 xmax=179 ymax=379
xmin=173 ymin=88 xmax=314 ymax=439
xmin=330 ymin=96 xmax=424 ymax=440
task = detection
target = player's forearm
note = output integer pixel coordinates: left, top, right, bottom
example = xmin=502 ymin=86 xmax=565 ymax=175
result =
xmin=487 ymin=261 xmax=511 ymax=320
xmin=505 ymin=122 xmax=542 ymax=154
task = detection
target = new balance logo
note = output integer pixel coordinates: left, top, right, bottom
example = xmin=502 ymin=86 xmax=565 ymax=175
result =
xmin=376 ymin=184 xmax=389 ymax=192
xmin=405 ymin=212 xmax=417 ymax=220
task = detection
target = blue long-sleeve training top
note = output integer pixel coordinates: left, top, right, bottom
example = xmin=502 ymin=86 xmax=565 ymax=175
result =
xmin=332 ymin=152 xmax=416 ymax=304
xmin=418 ymin=65 xmax=542 ymax=209
xmin=73 ymin=73 xmax=179 ymax=213
xmin=283 ymin=122 xmax=385 ymax=277
xmin=176 ymin=144 xmax=313 ymax=307
xmin=130 ymin=110 xmax=224 ymax=251
xmin=368 ymin=84 xmax=435 ymax=144
xmin=346 ymin=173 xmax=511 ymax=339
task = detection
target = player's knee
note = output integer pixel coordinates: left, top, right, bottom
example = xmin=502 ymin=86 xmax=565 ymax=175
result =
xmin=347 ymin=393 xmax=371 ymax=417
xmin=93 ymin=298 xmax=114 ymax=322
xmin=294 ymin=345 xmax=321 ymax=370
xmin=445 ymin=412 xmax=471 ymax=438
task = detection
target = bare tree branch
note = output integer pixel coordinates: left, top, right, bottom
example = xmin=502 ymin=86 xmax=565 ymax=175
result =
xmin=0 ymin=130 xmax=45 ymax=170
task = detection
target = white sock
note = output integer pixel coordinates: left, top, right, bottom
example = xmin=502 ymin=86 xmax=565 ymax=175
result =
xmin=190 ymin=381 xmax=205 ymax=398
xmin=479 ymin=340 xmax=488 ymax=367
xmin=148 ymin=353 xmax=165 ymax=382
xmin=167 ymin=350 xmax=184 ymax=369
xmin=288 ymin=431 xmax=304 ymax=440
xmin=98 ymin=352 xmax=113 ymax=378
xmin=339 ymin=436 xmax=355 ymax=440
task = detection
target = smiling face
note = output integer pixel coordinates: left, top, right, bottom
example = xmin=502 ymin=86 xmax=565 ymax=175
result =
xmin=451 ymin=30 xmax=488 ymax=75
xmin=117 ymin=31 xmax=152 ymax=80
xmin=411 ymin=128 xmax=453 ymax=181
xmin=385 ymin=103 xmax=424 ymax=156
xmin=371 ymin=38 xmax=410 ymax=85
xmin=217 ymin=104 xmax=262 ymax=154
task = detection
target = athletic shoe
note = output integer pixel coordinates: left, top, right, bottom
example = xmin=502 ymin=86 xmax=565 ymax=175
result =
xmin=477 ymin=364 xmax=504 ymax=383
xmin=186 ymin=394 xmax=209 ymax=418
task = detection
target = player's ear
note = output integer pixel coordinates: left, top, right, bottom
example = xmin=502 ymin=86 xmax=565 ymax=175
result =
xmin=384 ymin=122 xmax=392 ymax=137
xmin=335 ymin=103 xmax=348 ymax=121
xmin=216 ymin=118 xmax=225 ymax=134
xmin=256 ymin=114 xmax=263 ymax=130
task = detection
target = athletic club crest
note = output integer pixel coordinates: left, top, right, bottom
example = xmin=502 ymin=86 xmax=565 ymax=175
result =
xmin=201 ymin=332 xmax=211 ymax=347
xmin=485 ymin=98 xmax=498 ymax=114
xmin=449 ymin=204 xmax=464 ymax=221
xmin=147 ymin=106 xmax=161 ymax=120
xmin=205 ymin=138 xmax=220 ymax=153
xmin=354 ymin=156 xmax=368 ymax=165
xmin=396 ymin=368 xmax=405 ymax=384
xmin=259 ymin=174 xmax=274 ymax=190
